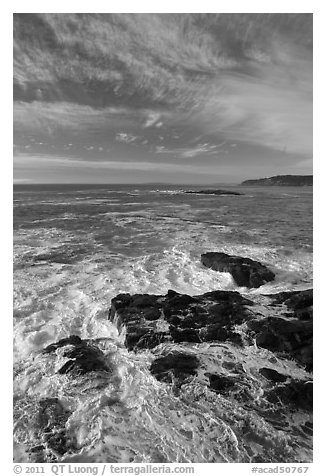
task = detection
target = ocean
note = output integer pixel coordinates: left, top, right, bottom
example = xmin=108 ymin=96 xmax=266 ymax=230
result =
xmin=13 ymin=183 xmax=313 ymax=463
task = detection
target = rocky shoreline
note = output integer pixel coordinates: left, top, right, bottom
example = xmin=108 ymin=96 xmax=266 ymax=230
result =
xmin=22 ymin=252 xmax=313 ymax=463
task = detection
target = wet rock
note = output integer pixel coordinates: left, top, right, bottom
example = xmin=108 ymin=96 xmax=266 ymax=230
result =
xmin=43 ymin=336 xmax=111 ymax=376
xmin=36 ymin=398 xmax=69 ymax=429
xmin=109 ymin=293 xmax=163 ymax=334
xmin=248 ymin=317 xmax=312 ymax=371
xmin=301 ymin=421 xmax=313 ymax=436
xmin=29 ymin=445 xmax=45 ymax=453
xmin=201 ymin=325 xmax=243 ymax=345
xmin=58 ymin=348 xmax=108 ymax=376
xmin=267 ymin=289 xmax=313 ymax=320
xmin=109 ymin=293 xmax=132 ymax=310
xmin=260 ymin=409 xmax=290 ymax=431
xmin=201 ymin=252 xmax=275 ymax=288
xmin=259 ymin=368 xmax=288 ymax=383
xmin=33 ymin=245 xmax=89 ymax=265
xmin=109 ymin=290 xmax=253 ymax=350
xmin=123 ymin=326 xmax=153 ymax=350
xmin=164 ymin=293 xmax=197 ymax=308
xmin=150 ymin=352 xmax=200 ymax=384
xmin=43 ymin=335 xmax=82 ymax=354
xmin=265 ymin=380 xmax=313 ymax=412
xmin=29 ymin=397 xmax=74 ymax=459
xmin=207 ymin=374 xmax=236 ymax=394
xmin=131 ymin=294 xmax=161 ymax=309
xmin=136 ymin=331 xmax=171 ymax=349
xmin=142 ymin=307 xmax=161 ymax=321
xmin=169 ymin=326 xmax=201 ymax=343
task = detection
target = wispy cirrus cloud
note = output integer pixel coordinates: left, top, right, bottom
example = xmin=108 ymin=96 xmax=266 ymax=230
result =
xmin=143 ymin=112 xmax=162 ymax=128
xmin=115 ymin=132 xmax=139 ymax=144
xmin=155 ymin=142 xmax=225 ymax=158
xmin=13 ymin=13 xmax=313 ymax=183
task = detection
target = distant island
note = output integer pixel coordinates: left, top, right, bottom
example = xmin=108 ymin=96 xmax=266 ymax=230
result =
xmin=240 ymin=175 xmax=313 ymax=187
xmin=183 ymin=189 xmax=243 ymax=196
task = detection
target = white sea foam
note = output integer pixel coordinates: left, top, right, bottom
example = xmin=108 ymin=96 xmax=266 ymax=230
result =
xmin=13 ymin=185 xmax=313 ymax=463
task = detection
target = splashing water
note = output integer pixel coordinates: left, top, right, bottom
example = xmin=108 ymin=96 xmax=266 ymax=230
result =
xmin=13 ymin=184 xmax=313 ymax=463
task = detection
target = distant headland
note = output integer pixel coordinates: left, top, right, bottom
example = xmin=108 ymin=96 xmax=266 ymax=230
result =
xmin=240 ymin=175 xmax=313 ymax=187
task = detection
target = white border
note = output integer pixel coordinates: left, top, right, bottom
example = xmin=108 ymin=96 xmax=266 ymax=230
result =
xmin=5 ymin=4 xmax=323 ymax=474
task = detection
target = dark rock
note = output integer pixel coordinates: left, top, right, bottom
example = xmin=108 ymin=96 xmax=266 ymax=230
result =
xmin=30 ymin=398 xmax=73 ymax=458
xmin=58 ymin=351 xmax=108 ymax=376
xmin=109 ymin=292 xmax=162 ymax=331
xmin=43 ymin=335 xmax=82 ymax=354
xmin=109 ymin=293 xmax=132 ymax=310
xmin=267 ymin=289 xmax=313 ymax=320
xmin=150 ymin=352 xmax=200 ymax=384
xmin=248 ymin=316 xmax=312 ymax=371
xmin=43 ymin=336 xmax=111 ymax=376
xmin=183 ymin=189 xmax=243 ymax=196
xmin=207 ymin=374 xmax=236 ymax=394
xmin=164 ymin=293 xmax=197 ymax=307
xmin=200 ymin=325 xmax=243 ymax=345
xmin=131 ymin=294 xmax=160 ymax=308
xmin=109 ymin=290 xmax=253 ymax=350
xmin=44 ymin=430 xmax=68 ymax=456
xmin=125 ymin=328 xmax=156 ymax=350
xmin=301 ymin=421 xmax=313 ymax=436
xmin=142 ymin=307 xmax=161 ymax=320
xmin=295 ymin=308 xmax=313 ymax=321
xmin=29 ymin=445 xmax=45 ymax=453
xmin=33 ymin=245 xmax=89 ymax=265
xmin=169 ymin=326 xmax=201 ymax=343
xmin=247 ymin=319 xmax=262 ymax=333
xmin=265 ymin=380 xmax=313 ymax=411
xmin=36 ymin=398 xmax=69 ymax=429
xmin=201 ymin=252 xmax=275 ymax=288
xmin=136 ymin=331 xmax=171 ymax=349
xmin=259 ymin=367 xmax=288 ymax=383
xmin=202 ymin=290 xmax=254 ymax=306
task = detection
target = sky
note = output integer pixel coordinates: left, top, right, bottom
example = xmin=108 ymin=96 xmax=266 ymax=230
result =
xmin=13 ymin=13 xmax=313 ymax=184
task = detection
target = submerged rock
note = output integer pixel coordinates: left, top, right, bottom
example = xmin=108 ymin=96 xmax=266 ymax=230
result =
xmin=207 ymin=373 xmax=236 ymax=394
xmin=43 ymin=335 xmax=111 ymax=376
xmin=301 ymin=421 xmax=313 ymax=437
xmin=201 ymin=252 xmax=275 ymax=288
xmin=259 ymin=368 xmax=288 ymax=383
xmin=28 ymin=397 xmax=74 ymax=461
xmin=183 ymin=189 xmax=243 ymax=196
xmin=109 ymin=290 xmax=253 ymax=350
xmin=33 ymin=245 xmax=89 ymax=265
xmin=43 ymin=335 xmax=83 ymax=353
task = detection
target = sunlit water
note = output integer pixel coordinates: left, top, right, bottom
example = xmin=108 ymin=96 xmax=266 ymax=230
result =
xmin=13 ymin=184 xmax=313 ymax=463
